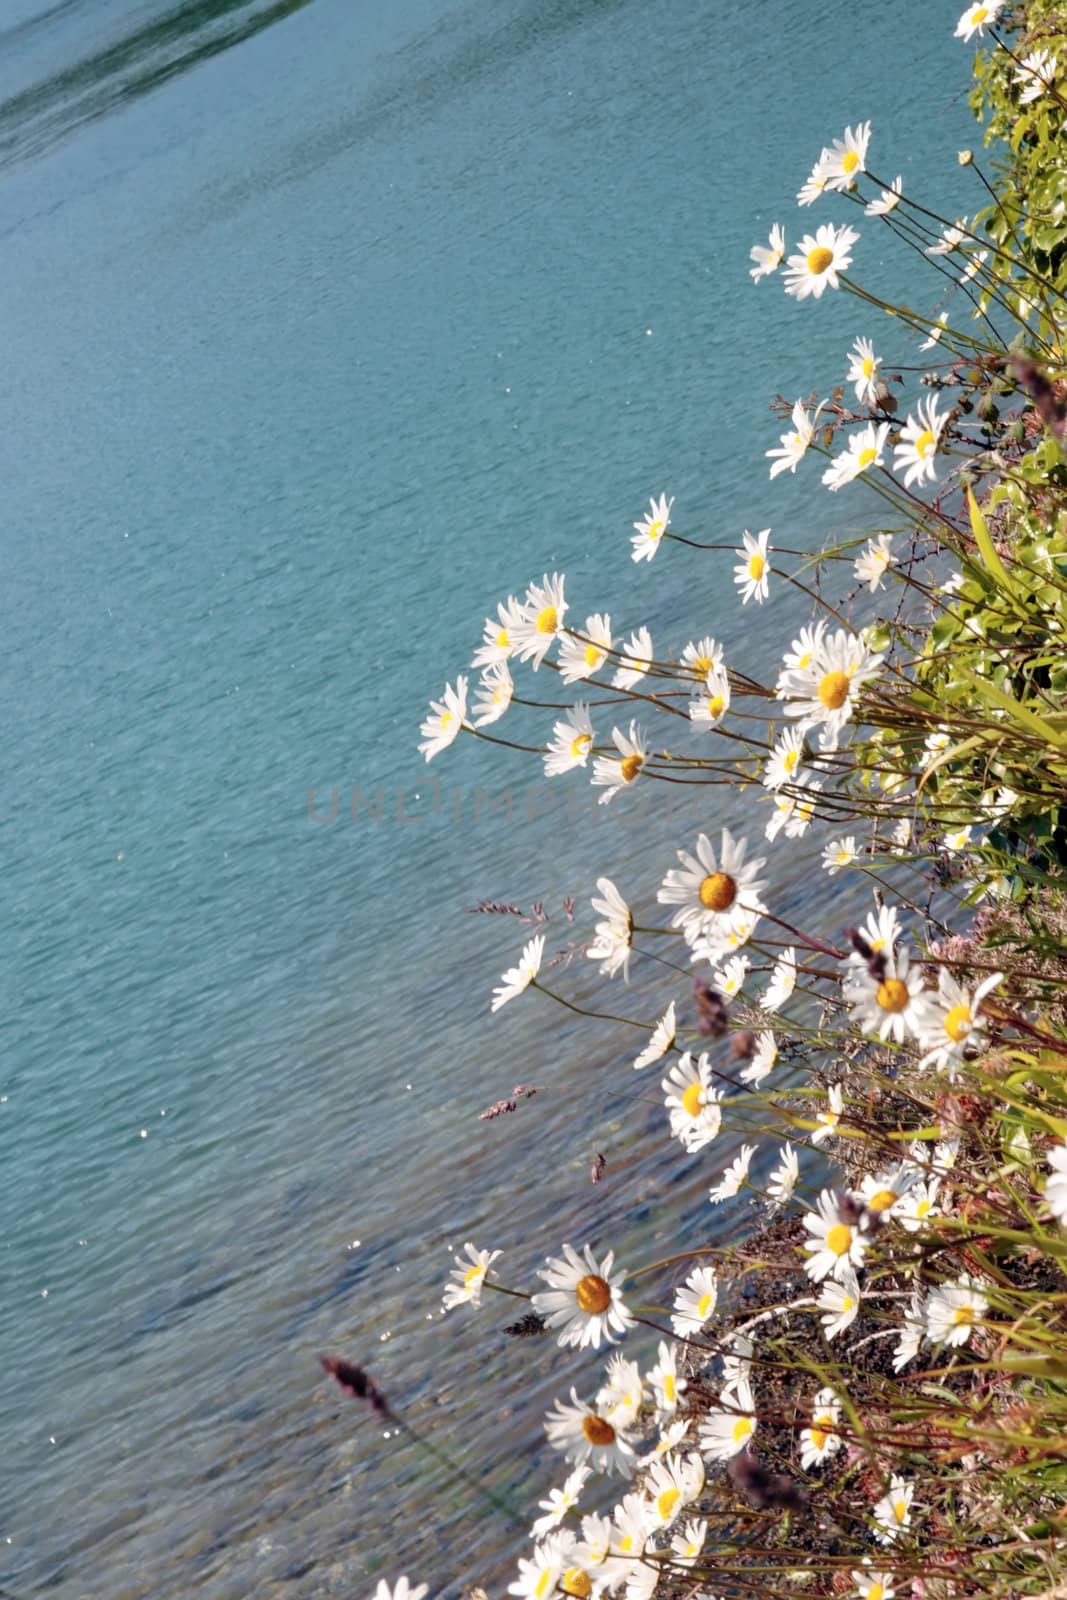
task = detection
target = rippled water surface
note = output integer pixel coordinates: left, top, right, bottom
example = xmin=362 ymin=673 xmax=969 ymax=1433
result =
xmin=0 ymin=1 xmax=973 ymax=1593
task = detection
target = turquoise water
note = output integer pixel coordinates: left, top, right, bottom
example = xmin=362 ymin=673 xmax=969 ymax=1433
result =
xmin=0 ymin=2 xmax=975 ymax=1593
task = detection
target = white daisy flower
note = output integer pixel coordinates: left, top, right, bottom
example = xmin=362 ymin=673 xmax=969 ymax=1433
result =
xmin=612 ymin=627 xmax=654 ymax=689
xmin=925 ymin=1274 xmax=988 ymax=1347
xmin=800 ymin=1387 xmax=843 ymax=1469
xmin=763 ymin=727 xmax=808 ymax=791
xmin=764 ymin=777 xmax=823 ymax=842
xmin=733 ymin=528 xmax=772 ymax=604
xmin=778 ymin=626 xmax=883 ymax=752
xmin=822 ymin=122 xmax=871 ymax=191
xmin=646 ymin=1342 xmax=688 ymax=1419
xmin=919 ymin=311 xmax=950 ymax=350
xmin=472 ymin=594 xmax=525 ymax=670
xmin=857 ymin=1165 xmax=922 ymax=1221
xmin=374 ymin=1578 xmax=428 ymax=1600
xmin=680 ymin=635 xmax=725 ymax=682
xmin=1046 ymin=1141 xmax=1067 ymax=1225
xmin=670 ymin=1517 xmax=708 ymax=1568
xmin=531 ymin=1464 xmax=592 ymax=1537
xmin=844 ymin=947 xmax=936 ymax=1044
xmin=716 ymin=954 xmax=750 ymax=998
xmin=822 ymin=421 xmax=890 ymax=492
xmin=761 ymin=949 xmax=797 ymax=1013
xmin=803 ymin=1188 xmax=868 ymax=1282
xmin=918 ymin=967 xmax=1003 ymax=1075
xmin=818 ymin=1268 xmax=860 ymax=1339
xmin=893 ymin=1291 xmax=925 ymax=1373
xmin=847 ymin=336 xmax=882 ymax=407
xmin=1014 ymin=47 xmax=1056 ymax=103
xmin=865 ymin=176 xmax=903 ymax=216
xmin=490 ymin=934 xmax=544 ymax=1013
xmin=662 ymin=1052 xmax=723 ymax=1154
xmin=896 ymin=1178 xmax=941 ymax=1233
xmin=472 ymin=662 xmax=514 ymax=727
xmin=750 ymin=223 xmax=786 ymax=281
xmin=597 ymin=1353 xmax=646 ymax=1429
xmin=545 ymin=703 xmax=595 ymax=777
xmin=720 ymin=1337 xmax=753 ymax=1403
xmin=927 ymin=218 xmax=968 ymax=256
xmin=708 ymin=1144 xmax=757 ymax=1204
xmin=592 ymin=722 xmax=648 ymax=805
xmin=854 ymin=534 xmax=894 ymax=592
xmin=671 ymin=1264 xmax=719 ymax=1338
xmin=559 ymin=613 xmax=613 ymax=684
xmin=823 ymin=836 xmax=859 ymax=875
xmin=533 ymin=1244 xmax=634 ymax=1349
xmin=698 ymin=1393 xmax=757 ymax=1460
xmin=873 ymin=1476 xmax=914 ymax=1543
xmin=893 ymin=395 xmax=947 ymax=488
xmin=644 ymin=1419 xmax=693 ymax=1462
xmin=688 ymin=667 xmax=731 ymax=729
xmin=797 ymin=157 xmax=830 ymax=207
xmin=508 ymin=1532 xmax=578 ymax=1600
xmin=657 ymin=828 xmax=767 ymax=954
xmin=442 ymin=1242 xmax=501 ymax=1310
xmin=645 ymin=1452 xmax=703 ymax=1526
xmin=587 ymin=877 xmax=634 ymax=981
xmin=766 ymin=397 xmax=822 ymax=478
xmin=418 ymin=675 xmax=468 ymax=762
xmin=944 ymin=825 xmax=974 ymax=856
xmin=955 ymin=2 xmax=1004 ymax=41
xmin=848 ymin=901 xmax=902 ymax=965
xmin=783 ymin=224 xmax=859 ymax=299
xmin=511 ymin=573 xmax=567 ymax=669
xmin=631 ymin=494 xmax=674 ymax=564
xmin=853 ymin=1566 xmax=896 ymax=1600
xmin=766 ymin=1141 xmax=798 ymax=1204
xmin=740 ymin=1030 xmax=777 ymax=1087
xmin=810 ymin=1083 xmax=844 ymax=1145
xmin=634 ymin=1003 xmax=677 ymax=1070
xmin=605 ymin=1495 xmax=653 ymax=1577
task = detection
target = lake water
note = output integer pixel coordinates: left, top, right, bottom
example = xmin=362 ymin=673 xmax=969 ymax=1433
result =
xmin=0 ymin=2 xmax=974 ymax=1594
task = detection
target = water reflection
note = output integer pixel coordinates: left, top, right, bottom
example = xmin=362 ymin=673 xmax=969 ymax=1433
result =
xmin=0 ymin=0 xmax=318 ymax=171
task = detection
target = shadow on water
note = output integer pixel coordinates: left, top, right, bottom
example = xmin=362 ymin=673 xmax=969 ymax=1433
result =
xmin=0 ymin=0 xmax=319 ymax=172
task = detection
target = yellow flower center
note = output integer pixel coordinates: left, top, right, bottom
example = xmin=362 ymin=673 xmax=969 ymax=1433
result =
xmin=862 ymin=355 xmax=874 ymax=378
xmin=440 ymin=710 xmax=453 ymax=728
xmin=826 ymin=1223 xmax=853 ymax=1257
xmin=706 ymin=694 xmax=725 ymax=719
xmin=858 ymin=445 xmax=878 ymax=469
xmin=784 ymin=749 xmax=800 ymax=772
xmin=563 ymin=1571 xmax=592 ymax=1599
xmin=620 ymin=753 xmax=644 ymax=783
xmin=576 ymin=1274 xmax=612 ymax=1314
xmin=841 ymin=1294 xmax=854 ymax=1312
xmin=581 ymin=1413 xmax=616 ymax=1446
xmin=807 ymin=245 xmax=835 ymax=275
xmin=699 ymin=871 xmax=737 ymax=912
xmin=876 ymin=977 xmax=910 ymax=1013
xmin=915 ymin=428 xmax=936 ymax=459
xmin=536 ymin=605 xmax=558 ymax=634
xmin=535 ymin=1569 xmax=553 ymax=1600
xmin=972 ymin=6 xmax=989 ymax=20
xmin=664 ymin=1372 xmax=676 ymax=1403
xmin=619 ymin=1535 xmax=633 ymax=1554
xmin=692 ymin=654 xmax=712 ymax=676
xmin=836 ymin=850 xmax=851 ymax=865
xmin=748 ymin=553 xmax=765 ymax=579
xmin=817 ymin=670 xmax=851 ymax=710
xmin=916 ymin=1199 xmax=931 ymax=1219
xmin=894 ymin=1498 xmax=909 ymax=1524
xmin=867 ymin=1188 xmax=898 ymax=1213
xmin=809 ymin=1423 xmax=829 ymax=1452
xmin=570 ymin=732 xmax=592 ymax=759
xmin=732 ymin=1417 xmax=753 ymax=1445
xmin=682 ymin=1082 xmax=706 ymax=1118
xmin=869 ymin=1585 xmax=884 ymax=1600
xmin=843 ymin=149 xmax=861 ymax=175
xmin=463 ymin=1263 xmax=484 ymax=1288
xmin=944 ymin=1003 xmax=972 ymax=1042
xmin=648 ymin=519 xmax=665 ymax=542
xmin=953 ymin=1304 xmax=976 ymax=1326
xmin=697 ymin=1290 xmax=715 ymax=1318
xmin=584 ymin=643 xmax=604 ymax=669
xmin=657 ymin=1487 xmax=679 ymax=1521
xmin=496 ymin=627 xmax=509 ymax=648
xmin=797 ymin=650 xmax=812 ymax=669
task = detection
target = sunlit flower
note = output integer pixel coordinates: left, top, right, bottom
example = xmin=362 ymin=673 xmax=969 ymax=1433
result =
xmin=733 ymin=528 xmax=772 ymax=604
xmin=765 ymin=777 xmax=824 ymax=843
xmin=925 ymin=1274 xmax=988 ymax=1347
xmin=597 ymin=1353 xmax=646 ymax=1429
xmin=927 ymin=218 xmax=968 ymax=255
xmin=531 ymin=1464 xmax=592 ymax=1537
xmin=545 ymin=703 xmax=595 ymax=777
xmin=612 ymin=627 xmax=654 ymax=689
xmin=645 ymin=1452 xmax=704 ymax=1528
xmin=442 ymin=1242 xmax=501 ymax=1310
xmin=709 ymin=1144 xmax=757 ymax=1204
xmin=533 ymin=1244 xmax=633 ymax=1349
xmin=873 ymin=1476 xmax=914 ymax=1543
xmin=1014 ymin=47 xmax=1057 ymax=103
xmin=634 ymin=1003 xmax=677 ymax=1070
xmin=854 ymin=534 xmax=895 ymax=592
xmin=716 ymin=953 xmax=750 ymax=999
xmin=847 ymin=336 xmax=882 ymax=406
xmin=763 ymin=727 xmax=808 ymax=791
xmin=587 ymin=878 xmax=634 ymax=981
xmin=592 ymin=722 xmax=648 ymax=805
xmin=657 ymin=828 xmax=767 ymax=954
xmin=919 ymin=311 xmax=950 ymax=350
xmin=823 ymin=836 xmax=858 ymax=874
xmin=823 ymin=122 xmax=871 ymax=191
xmin=631 ymin=494 xmax=675 ymax=563
xmin=491 ymin=934 xmax=544 ymax=1013
xmin=800 ymin=1387 xmax=843 ymax=1468
xmin=866 ymin=176 xmax=902 ymax=216
xmin=761 ymin=949 xmax=797 ymax=1013
xmin=810 ymin=1083 xmax=844 ymax=1145
xmin=767 ymin=1141 xmax=798 ymax=1204
xmin=512 ymin=574 xmax=567 ymax=669
xmin=646 ymin=1342 xmax=688 ymax=1419
xmin=374 ymin=1577 xmax=428 ymax=1600
xmin=671 ymin=1264 xmax=719 ymax=1337
xmin=741 ymin=1030 xmax=778 ymax=1087
xmin=720 ymin=1335 xmax=753 ymax=1402
xmin=472 ymin=594 xmax=525 ymax=670
xmin=955 ymin=2 xmax=1004 ymax=42
xmin=508 ymin=1532 xmax=578 ymax=1600
xmin=419 ymin=675 xmax=469 ymax=762
xmin=778 ymin=627 xmax=884 ymax=751
xmin=849 ymin=901 xmax=902 ymax=965
xmin=698 ymin=1389 xmax=757 ymax=1460
xmin=783 ymin=224 xmax=858 ymax=299
xmin=857 ymin=1165 xmax=922 ymax=1222
xmin=670 ymin=1517 xmax=708 ymax=1568
xmin=645 ymin=1418 xmax=693 ymax=1461
xmin=803 ymin=1188 xmax=868 ymax=1282
xmin=893 ymin=1291 xmax=925 ymax=1373
xmin=822 ymin=421 xmax=890 ymax=492
xmin=818 ymin=1268 xmax=860 ymax=1339
xmin=853 ymin=1565 xmax=896 ymax=1600
xmin=559 ymin=613 xmax=613 ymax=684
xmin=1046 ymin=1141 xmax=1067 ymax=1225
xmin=918 ymin=967 xmax=1003 ymax=1075
xmin=893 ymin=395 xmax=947 ymax=488
xmin=663 ymin=1052 xmax=723 ymax=1154
xmin=844 ymin=947 xmax=936 ymax=1044
xmin=688 ymin=666 xmax=731 ymax=731
xmin=750 ymin=223 xmax=786 ymax=280
xmin=797 ymin=157 xmax=830 ymax=207
xmin=472 ymin=662 xmax=513 ymax=727
xmin=896 ymin=1177 xmax=941 ymax=1232
xmin=766 ymin=398 xmax=822 ymax=478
